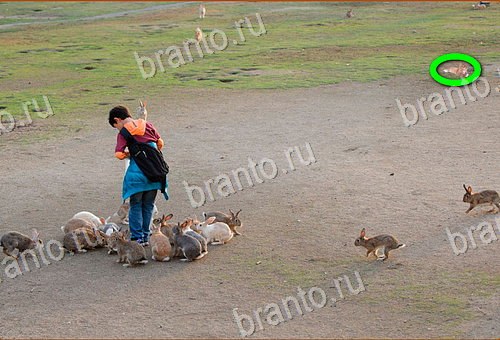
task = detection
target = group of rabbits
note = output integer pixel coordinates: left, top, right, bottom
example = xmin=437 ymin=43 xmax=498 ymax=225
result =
xmin=60 ymin=205 xmax=243 ymax=267
xmin=0 ymin=203 xmax=244 ymax=268
xmin=1 ymin=183 xmax=499 ymax=265
xmin=1 ymin=184 xmax=498 ymax=264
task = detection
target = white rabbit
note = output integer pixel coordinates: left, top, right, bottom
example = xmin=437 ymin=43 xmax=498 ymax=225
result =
xmin=199 ymin=4 xmax=206 ymax=19
xmin=192 ymin=217 xmax=233 ymax=245
xmin=72 ymin=211 xmax=105 ymax=229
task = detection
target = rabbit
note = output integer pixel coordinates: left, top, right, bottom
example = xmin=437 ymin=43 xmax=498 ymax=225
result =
xmin=114 ymin=230 xmax=148 ymax=267
xmin=72 ymin=211 xmax=105 ymax=229
xmin=472 ymin=3 xmax=487 ymax=9
xmin=63 ymin=228 xmax=107 ymax=254
xmin=102 ymin=223 xmax=121 ymax=236
xmin=154 ymin=213 xmax=174 ymax=240
xmin=192 ymin=216 xmax=233 ymax=245
xmin=61 ymin=218 xmax=94 ymax=234
xmin=203 ymin=209 xmax=242 ymax=235
xmin=154 ymin=213 xmax=182 ymax=257
xmin=106 ymin=231 xmax=120 ymax=255
xmin=0 ymin=229 xmax=42 ymax=258
xmin=443 ymin=63 xmax=470 ymax=78
xmin=199 ymin=3 xmax=206 ymax=19
xmin=463 ymin=184 xmax=500 ymax=214
xmin=136 ymin=100 xmax=147 ymax=120
xmin=195 ymin=27 xmax=203 ymax=43
xmin=150 ymin=224 xmax=172 ymax=262
xmin=105 ymin=201 xmax=130 ymax=225
xmin=345 ymin=9 xmax=354 ymax=18
xmin=354 ymin=228 xmax=405 ymax=261
xmin=172 ymin=220 xmax=205 ymax=262
xmin=183 ymin=218 xmax=208 ymax=255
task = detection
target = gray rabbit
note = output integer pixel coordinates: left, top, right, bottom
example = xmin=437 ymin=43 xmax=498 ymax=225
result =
xmin=1 ymin=229 xmax=43 ymax=258
xmin=172 ymin=220 xmax=206 ymax=262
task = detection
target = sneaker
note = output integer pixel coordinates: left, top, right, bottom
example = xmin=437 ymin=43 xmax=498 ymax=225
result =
xmin=139 ymin=240 xmax=149 ymax=247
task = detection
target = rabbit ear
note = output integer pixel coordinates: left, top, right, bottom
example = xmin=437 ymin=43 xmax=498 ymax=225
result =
xmin=467 ymin=186 xmax=472 ymax=193
xmin=206 ymin=216 xmax=216 ymax=224
xmin=143 ymin=101 xmax=147 ymax=108
xmin=164 ymin=214 xmax=173 ymax=221
xmin=229 ymin=209 xmax=235 ymax=217
xmin=139 ymin=100 xmax=143 ymax=108
xmin=32 ymin=229 xmax=40 ymax=241
xmin=360 ymin=228 xmax=366 ymax=238
xmin=99 ymin=217 xmax=106 ymax=225
xmin=463 ymin=184 xmax=468 ymax=192
xmin=235 ymin=209 xmax=242 ymax=217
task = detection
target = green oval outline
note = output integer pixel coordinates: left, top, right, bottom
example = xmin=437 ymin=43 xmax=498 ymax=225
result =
xmin=429 ymin=53 xmax=482 ymax=87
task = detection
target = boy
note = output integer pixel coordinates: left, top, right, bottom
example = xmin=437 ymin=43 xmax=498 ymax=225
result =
xmin=108 ymin=105 xmax=168 ymax=246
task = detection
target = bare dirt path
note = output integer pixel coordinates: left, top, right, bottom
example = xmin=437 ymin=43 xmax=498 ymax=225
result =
xmin=0 ymin=75 xmax=499 ymax=338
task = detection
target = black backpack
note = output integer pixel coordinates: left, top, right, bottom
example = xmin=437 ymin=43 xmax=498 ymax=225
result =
xmin=120 ymin=127 xmax=169 ymax=193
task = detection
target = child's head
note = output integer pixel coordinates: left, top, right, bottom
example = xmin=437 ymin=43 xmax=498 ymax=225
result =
xmin=108 ymin=105 xmax=131 ymax=128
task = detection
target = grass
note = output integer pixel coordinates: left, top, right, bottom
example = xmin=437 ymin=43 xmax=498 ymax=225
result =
xmin=361 ymin=269 xmax=500 ymax=336
xmin=0 ymin=2 xmax=498 ymax=136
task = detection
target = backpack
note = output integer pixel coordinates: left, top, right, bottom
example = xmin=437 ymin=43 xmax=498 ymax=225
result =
xmin=119 ymin=127 xmax=169 ymax=193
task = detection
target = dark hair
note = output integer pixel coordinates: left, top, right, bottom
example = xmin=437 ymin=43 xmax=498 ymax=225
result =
xmin=108 ymin=106 xmax=131 ymax=127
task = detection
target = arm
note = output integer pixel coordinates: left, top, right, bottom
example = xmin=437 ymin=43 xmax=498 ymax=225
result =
xmin=115 ymin=131 xmax=130 ymax=160
xmin=148 ymin=122 xmax=164 ymax=150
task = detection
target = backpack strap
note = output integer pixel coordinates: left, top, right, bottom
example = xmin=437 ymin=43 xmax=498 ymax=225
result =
xmin=119 ymin=127 xmax=136 ymax=145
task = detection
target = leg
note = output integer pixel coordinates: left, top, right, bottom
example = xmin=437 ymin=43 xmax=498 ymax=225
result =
xmin=129 ymin=192 xmax=145 ymax=242
xmin=383 ymin=248 xmax=390 ymax=261
xmin=465 ymin=204 xmax=474 ymax=214
xmin=141 ymin=190 xmax=158 ymax=242
xmin=495 ymin=202 xmax=500 ymax=212
xmin=366 ymin=249 xmax=373 ymax=257
xmin=4 ymin=247 xmax=19 ymax=259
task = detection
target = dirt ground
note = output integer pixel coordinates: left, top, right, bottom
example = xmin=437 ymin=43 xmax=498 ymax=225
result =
xmin=0 ymin=73 xmax=499 ymax=338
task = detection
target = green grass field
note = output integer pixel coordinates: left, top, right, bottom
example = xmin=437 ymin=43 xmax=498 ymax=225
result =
xmin=0 ymin=2 xmax=498 ymax=123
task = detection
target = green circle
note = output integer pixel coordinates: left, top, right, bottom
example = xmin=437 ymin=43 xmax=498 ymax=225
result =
xmin=429 ymin=53 xmax=482 ymax=87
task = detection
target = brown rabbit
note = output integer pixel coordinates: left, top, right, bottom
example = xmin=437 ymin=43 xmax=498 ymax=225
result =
xmin=203 ymin=209 xmax=242 ymax=235
xmin=463 ymin=184 xmax=500 ymax=214
xmin=63 ymin=228 xmax=107 ymax=254
xmin=354 ymin=228 xmax=405 ymax=261
xmin=150 ymin=224 xmax=172 ymax=262
xmin=158 ymin=214 xmax=175 ymax=240
xmin=443 ymin=63 xmax=469 ymax=78
xmin=114 ymin=231 xmax=148 ymax=267
xmin=346 ymin=9 xmax=354 ymax=18
xmin=195 ymin=27 xmax=203 ymax=43
xmin=0 ymin=229 xmax=42 ymax=258
xmin=61 ymin=218 xmax=94 ymax=234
